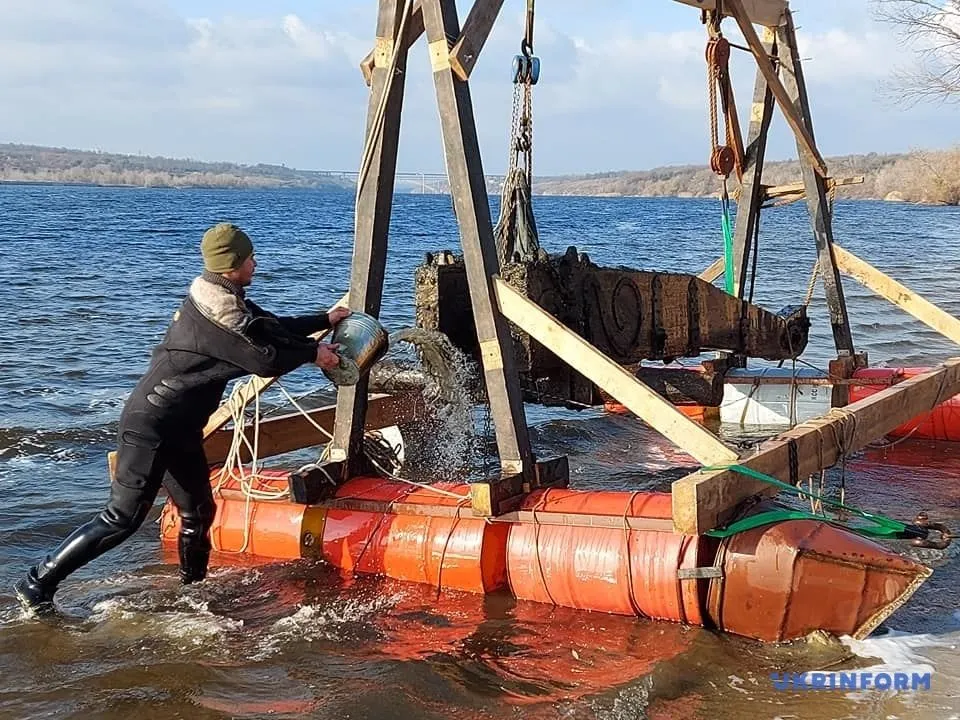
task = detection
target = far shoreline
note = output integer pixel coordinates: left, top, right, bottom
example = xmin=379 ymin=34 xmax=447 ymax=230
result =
xmin=1 ymin=178 xmax=951 ymax=206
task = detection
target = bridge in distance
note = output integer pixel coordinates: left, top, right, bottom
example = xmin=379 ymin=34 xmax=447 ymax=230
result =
xmin=315 ymin=170 xmax=507 ymax=195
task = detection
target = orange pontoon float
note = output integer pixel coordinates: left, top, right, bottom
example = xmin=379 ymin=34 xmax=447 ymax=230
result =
xmin=160 ymin=469 xmax=932 ymax=644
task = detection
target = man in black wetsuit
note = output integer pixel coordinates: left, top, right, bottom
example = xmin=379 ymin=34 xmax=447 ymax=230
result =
xmin=15 ymin=223 xmax=348 ymax=613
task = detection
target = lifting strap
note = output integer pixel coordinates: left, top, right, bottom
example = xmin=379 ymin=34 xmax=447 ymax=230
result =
xmin=699 ymin=464 xmax=952 ymax=550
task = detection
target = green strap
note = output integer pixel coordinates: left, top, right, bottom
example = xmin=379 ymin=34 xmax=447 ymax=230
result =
xmin=700 ymin=464 xmax=910 ymax=539
xmin=721 ymin=206 xmax=734 ymax=295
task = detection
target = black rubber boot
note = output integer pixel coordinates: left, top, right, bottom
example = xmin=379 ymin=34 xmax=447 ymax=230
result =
xmin=14 ymin=570 xmax=56 ymax=615
xmin=178 ymin=502 xmax=214 ymax=585
xmin=14 ymin=502 xmax=151 ymax=614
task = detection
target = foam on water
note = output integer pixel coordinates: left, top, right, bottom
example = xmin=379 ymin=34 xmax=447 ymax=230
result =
xmin=250 ymin=590 xmax=407 ymax=660
xmin=86 ymin=594 xmax=245 ymax=649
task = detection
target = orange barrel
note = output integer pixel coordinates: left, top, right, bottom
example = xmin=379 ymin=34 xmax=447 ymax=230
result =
xmin=505 ymin=489 xmax=712 ymax=623
xmin=603 ymin=400 xmax=719 ymax=426
xmin=159 ymin=468 xmax=326 ymax=561
xmin=320 ymin=477 xmax=510 ymax=594
xmin=709 ymin=518 xmax=931 ymax=642
xmin=850 ymin=367 xmax=960 ymax=441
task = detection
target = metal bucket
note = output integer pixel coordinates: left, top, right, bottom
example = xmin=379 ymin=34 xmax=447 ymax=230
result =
xmin=322 ymin=311 xmax=390 ymax=387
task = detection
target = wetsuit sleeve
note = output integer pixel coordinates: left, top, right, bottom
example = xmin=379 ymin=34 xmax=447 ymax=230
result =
xmin=246 ymin=300 xmax=331 ymax=337
xmin=233 ymin=316 xmax=319 ymax=377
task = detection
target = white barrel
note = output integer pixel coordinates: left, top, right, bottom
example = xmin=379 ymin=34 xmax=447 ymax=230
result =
xmin=721 ymin=367 xmax=832 ymax=426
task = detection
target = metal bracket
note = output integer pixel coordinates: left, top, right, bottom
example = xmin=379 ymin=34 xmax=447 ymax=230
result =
xmin=677 ymin=567 xmax=724 ymax=580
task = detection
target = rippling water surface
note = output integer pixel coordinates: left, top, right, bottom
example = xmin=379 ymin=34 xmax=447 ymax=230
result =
xmin=1 ymin=185 xmax=958 ymax=719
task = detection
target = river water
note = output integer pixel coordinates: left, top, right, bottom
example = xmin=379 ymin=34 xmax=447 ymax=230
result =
xmin=0 ymin=185 xmax=958 ymax=719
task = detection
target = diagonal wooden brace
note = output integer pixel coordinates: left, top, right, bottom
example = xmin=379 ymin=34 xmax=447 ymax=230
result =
xmin=672 ymin=359 xmax=960 ymax=534
xmin=494 ymin=277 xmax=738 ymax=467
xmin=449 ymin=0 xmax=505 ymax=80
xmin=723 ymin=0 xmax=828 ymax=178
xmin=834 ymin=245 xmax=960 ymax=346
xmin=361 ymin=0 xmax=425 ymax=86
xmin=673 ymin=0 xmax=787 ymax=27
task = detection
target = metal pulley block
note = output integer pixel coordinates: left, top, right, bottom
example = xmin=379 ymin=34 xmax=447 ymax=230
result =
xmin=705 ymin=36 xmax=731 ymax=68
xmin=512 ymin=53 xmax=540 ymax=85
xmin=710 ymin=145 xmax=735 ymax=176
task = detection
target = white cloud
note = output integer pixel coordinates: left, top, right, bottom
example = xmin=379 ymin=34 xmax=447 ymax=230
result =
xmin=0 ymin=0 xmax=955 ymax=174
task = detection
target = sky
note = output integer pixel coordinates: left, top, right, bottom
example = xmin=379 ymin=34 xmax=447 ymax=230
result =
xmin=0 ymin=0 xmax=957 ymax=175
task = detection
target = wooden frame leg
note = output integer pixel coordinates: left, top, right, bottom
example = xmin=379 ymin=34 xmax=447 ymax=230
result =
xmin=422 ymin=0 xmax=534 ymax=480
xmin=777 ymin=10 xmax=855 ymax=357
xmin=331 ymin=0 xmax=411 ymax=473
xmin=731 ymin=27 xmax=777 ymax=298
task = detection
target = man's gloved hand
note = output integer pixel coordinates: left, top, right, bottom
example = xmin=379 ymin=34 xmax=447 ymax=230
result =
xmin=315 ymin=342 xmax=341 ymax=369
xmin=328 ymin=307 xmax=352 ymax=326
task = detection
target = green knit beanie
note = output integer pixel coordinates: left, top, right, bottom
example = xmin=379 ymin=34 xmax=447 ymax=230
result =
xmin=201 ymin=223 xmax=254 ymax=273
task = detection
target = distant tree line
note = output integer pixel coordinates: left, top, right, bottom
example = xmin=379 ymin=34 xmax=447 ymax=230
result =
xmin=0 ymin=144 xmax=354 ymax=190
xmin=2 ymin=142 xmax=959 ymax=204
xmin=533 ymin=148 xmax=960 ymax=205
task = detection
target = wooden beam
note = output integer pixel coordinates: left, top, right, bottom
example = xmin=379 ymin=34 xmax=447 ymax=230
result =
xmin=673 ymin=0 xmax=787 ymax=27
xmin=724 ymin=0 xmax=828 ymax=178
xmin=423 ymin=0 xmax=534 ymax=479
xmin=449 ymin=0 xmax=505 ymax=81
xmin=698 ymin=256 xmax=726 ymax=283
xmin=332 ymin=0 xmax=411 ymax=476
xmin=834 ymin=245 xmax=960 ymax=346
xmin=717 ymin=73 xmax=746 ymax=183
xmin=671 ymin=359 xmax=960 ymax=534
xmin=494 ymin=278 xmax=738 ymax=466
xmin=203 ymin=392 xmax=424 ymax=466
xmin=776 ymin=10 xmax=855 ymax=356
xmin=763 ymin=176 xmax=864 ymax=201
xmin=361 ymin=0 xmax=425 ymax=86
xmin=731 ymin=26 xmax=777 ymax=297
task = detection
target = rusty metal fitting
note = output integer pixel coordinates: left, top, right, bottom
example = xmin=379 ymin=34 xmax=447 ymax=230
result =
xmin=911 ymin=511 xmax=954 ymax=550
xmin=705 ymin=37 xmax=731 ymax=69
xmin=710 ymin=145 xmax=735 ymax=176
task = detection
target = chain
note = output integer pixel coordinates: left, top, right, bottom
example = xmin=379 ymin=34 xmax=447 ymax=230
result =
xmin=522 ymin=79 xmax=533 ymax=183
xmin=506 ymin=83 xmax=523 ymax=178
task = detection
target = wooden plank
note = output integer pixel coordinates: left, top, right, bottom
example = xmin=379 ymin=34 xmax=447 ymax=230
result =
xmin=360 ymin=0 xmax=425 ymax=86
xmin=776 ymin=11 xmax=855 ymax=356
xmin=449 ymin=0 xmax=505 ymax=80
xmin=672 ymin=359 xmax=960 ymax=534
xmin=698 ymin=257 xmax=726 ymax=284
xmin=494 ymin=278 xmax=738 ymax=466
xmin=731 ymin=27 xmax=777 ymax=297
xmin=834 ymin=245 xmax=960 ymax=346
xmin=470 ymin=473 xmax=525 ymax=516
xmin=718 ymin=73 xmax=746 ymax=182
xmin=423 ymin=0 xmax=534 ymax=480
xmin=724 ymin=0 xmax=828 ymax=178
xmin=763 ymin=176 xmax=864 ymax=201
xmin=673 ymin=0 xmax=787 ymax=27
xmin=204 ymin=392 xmax=424 ymax=466
xmin=331 ymin=0 xmax=411 ymax=476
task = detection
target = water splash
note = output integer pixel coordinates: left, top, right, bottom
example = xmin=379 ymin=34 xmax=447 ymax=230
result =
xmin=378 ymin=328 xmax=486 ymax=482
